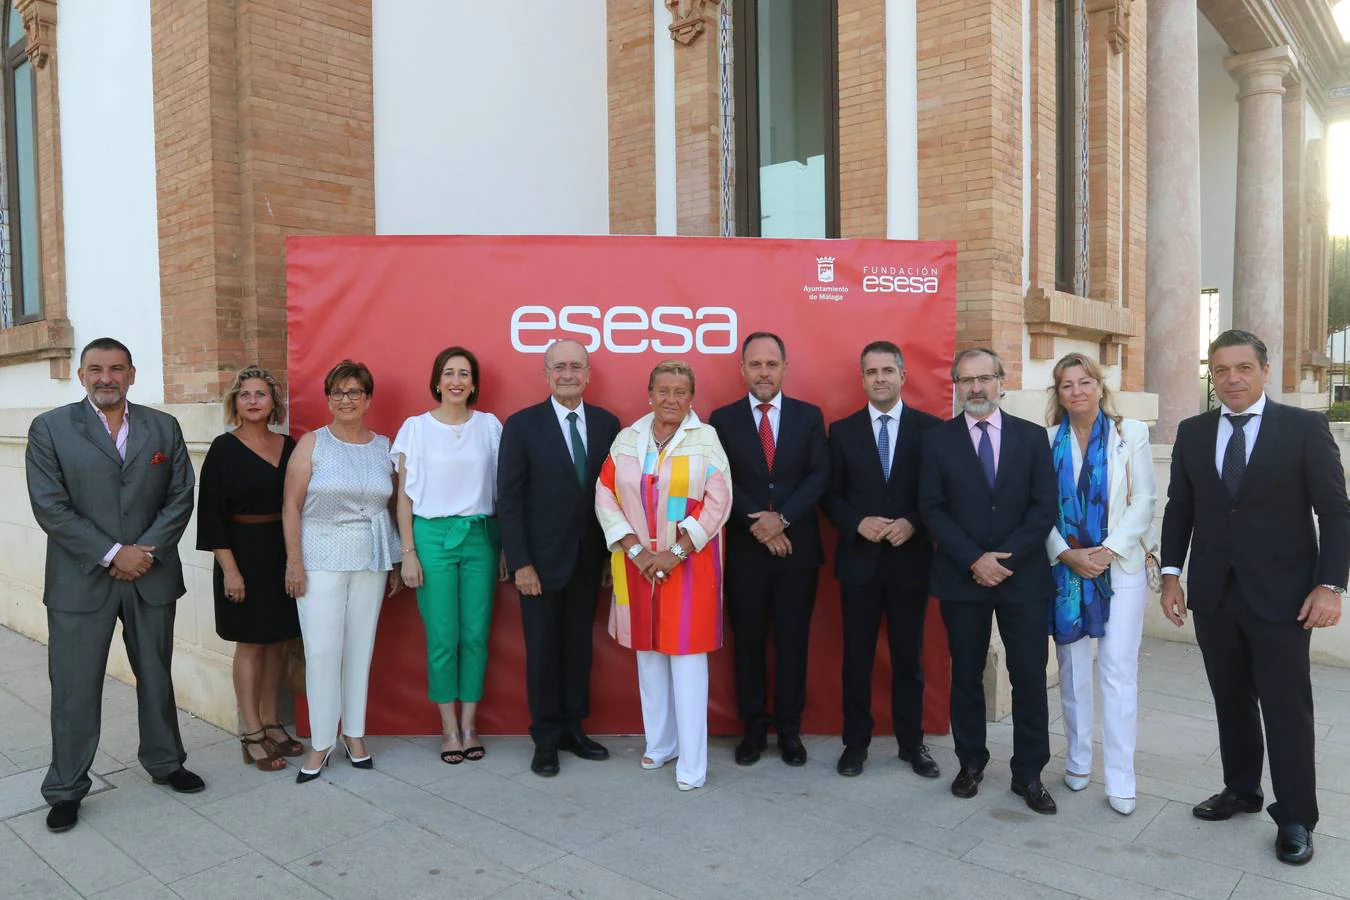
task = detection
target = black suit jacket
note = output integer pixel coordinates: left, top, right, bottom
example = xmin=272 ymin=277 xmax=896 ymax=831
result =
xmin=497 ymin=399 xmax=621 ymax=592
xmin=709 ymin=395 xmax=829 ymax=571
xmin=822 ymin=404 xmax=942 ymax=588
xmin=919 ymin=410 xmax=1057 ymax=604
xmin=1161 ymin=401 xmax=1350 ymax=622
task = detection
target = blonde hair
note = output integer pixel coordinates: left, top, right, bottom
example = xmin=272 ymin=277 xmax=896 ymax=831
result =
xmin=1045 ymin=352 xmax=1119 ymax=426
xmin=224 ymin=365 xmax=285 ymax=427
xmin=647 ymin=359 xmax=696 ymax=395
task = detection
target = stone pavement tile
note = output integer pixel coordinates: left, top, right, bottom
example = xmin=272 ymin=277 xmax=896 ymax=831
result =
xmin=962 ymin=839 xmax=1192 ymax=899
xmin=96 ymin=709 xmax=229 ymax=767
xmin=503 ymin=749 xmax=697 ymax=829
xmin=0 ymin=691 xmax=50 ymax=757
xmin=1135 ymin=800 xmax=1350 ymax=898
xmin=196 ymin=774 xmax=394 ymax=864
xmin=642 ymin=786 xmax=873 ymax=884
xmin=335 ymin=768 xmax=565 ymax=873
xmin=168 ymin=851 xmax=331 ymax=900
xmin=1132 ymin=774 xmax=1221 ymax=807
xmin=0 ymin=768 xmax=111 ymax=821
xmin=7 ymin=802 xmax=147 ymax=895
xmin=577 ymin=827 xmax=825 ymax=900
xmin=1136 ymin=666 xmax=1223 ymax=704
xmin=0 ymin=823 xmax=81 ymax=899
xmin=167 ymin=734 xmax=293 ymax=809
xmin=1034 ymin=781 xmax=1169 ymax=843
xmin=81 ymin=770 xmax=250 ymax=883
xmin=424 ymin=764 xmax=625 ymax=854
xmin=287 ymin=818 xmax=519 ymax=900
xmin=1229 ymin=872 xmax=1347 ymax=899
xmin=1310 ymin=790 xmax=1350 ymax=842
xmin=956 ymin=804 xmax=1240 ymax=899
xmin=1314 ymin=742 xmax=1350 ymax=795
xmin=523 ymin=854 xmax=681 ymax=900
xmin=1324 ymin=724 xmax=1350 ymax=745
xmin=1137 ymin=690 xmax=1216 ymax=720
xmin=0 ymin=663 xmax=50 ymax=708
xmin=87 ymin=875 xmax=178 ymax=899
xmin=0 ymin=750 xmax=18 ymax=779
xmin=1139 ymin=639 xmax=1205 ymax=663
xmin=802 ymin=833 xmax=1074 ymax=899
xmin=345 ymin=735 xmax=455 ymax=786
xmin=0 ymin=633 xmax=49 ymax=674
xmin=486 ymin=881 xmax=571 ymax=899
xmin=1143 ymin=707 xmax=1227 ymax=734
xmin=5 ymin=745 xmax=124 ymax=780
xmin=1133 ymin=718 xmax=1220 ymax=764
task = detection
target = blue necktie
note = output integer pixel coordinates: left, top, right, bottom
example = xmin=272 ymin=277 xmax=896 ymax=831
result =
xmin=976 ymin=420 xmax=996 ymax=488
xmin=877 ymin=414 xmax=892 ymax=481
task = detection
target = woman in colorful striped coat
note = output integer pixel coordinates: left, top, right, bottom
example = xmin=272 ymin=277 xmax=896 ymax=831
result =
xmin=595 ymin=360 xmax=732 ymax=791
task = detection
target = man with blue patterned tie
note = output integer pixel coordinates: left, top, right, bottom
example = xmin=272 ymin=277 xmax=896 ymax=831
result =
xmin=823 ymin=341 xmax=941 ymax=778
xmin=918 ymin=348 xmax=1059 ymax=813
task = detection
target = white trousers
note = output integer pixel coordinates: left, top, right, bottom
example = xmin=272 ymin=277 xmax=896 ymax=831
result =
xmin=1057 ymin=564 xmax=1147 ymax=798
xmin=636 ymin=650 xmax=708 ymax=788
xmin=297 ymin=569 xmax=386 ymax=752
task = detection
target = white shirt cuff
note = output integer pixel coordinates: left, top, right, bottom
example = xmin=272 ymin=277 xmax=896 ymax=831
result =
xmin=1161 ymin=566 xmax=1182 ymax=577
xmin=101 ymin=543 xmax=122 ymax=567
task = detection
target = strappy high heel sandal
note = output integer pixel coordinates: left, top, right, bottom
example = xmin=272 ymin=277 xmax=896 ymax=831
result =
xmin=440 ymin=732 xmax=464 ymax=765
xmin=240 ymin=729 xmax=287 ymax=772
xmin=462 ymin=730 xmax=485 ymax=762
xmin=262 ymin=723 xmax=304 ymax=757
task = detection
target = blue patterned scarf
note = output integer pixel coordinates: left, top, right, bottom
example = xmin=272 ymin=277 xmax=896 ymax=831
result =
xmin=1050 ymin=411 xmax=1112 ymax=644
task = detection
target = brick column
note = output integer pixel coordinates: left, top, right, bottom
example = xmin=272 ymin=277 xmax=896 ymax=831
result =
xmin=838 ymin=0 xmax=886 ymax=238
xmin=1226 ymin=46 xmax=1295 ymax=398
xmin=671 ymin=5 xmax=721 ymax=236
xmin=608 ymin=0 xmax=656 ymax=234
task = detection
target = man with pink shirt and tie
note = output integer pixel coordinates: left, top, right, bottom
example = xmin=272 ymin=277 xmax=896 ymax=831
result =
xmin=919 ymin=348 xmax=1059 ymax=814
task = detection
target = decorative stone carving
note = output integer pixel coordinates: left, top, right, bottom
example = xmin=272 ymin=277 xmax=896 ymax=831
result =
xmin=15 ymin=0 xmax=55 ymax=69
xmin=1087 ymin=0 xmax=1131 ymax=55
xmin=666 ymin=0 xmax=710 ymax=46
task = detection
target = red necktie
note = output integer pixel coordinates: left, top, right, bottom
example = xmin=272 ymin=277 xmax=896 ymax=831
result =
xmin=758 ymin=402 xmax=775 ymax=471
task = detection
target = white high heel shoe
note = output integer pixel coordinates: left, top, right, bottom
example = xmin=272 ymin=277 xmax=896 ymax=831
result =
xmin=1108 ymin=796 xmax=1136 ymax=815
xmin=1063 ymin=772 xmax=1090 ymax=792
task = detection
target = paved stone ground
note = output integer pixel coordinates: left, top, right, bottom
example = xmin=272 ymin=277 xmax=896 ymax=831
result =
xmin=3 ymin=626 xmax=1350 ymax=899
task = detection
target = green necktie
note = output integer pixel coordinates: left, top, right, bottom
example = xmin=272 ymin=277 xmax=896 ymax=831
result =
xmin=567 ymin=411 xmax=586 ymax=484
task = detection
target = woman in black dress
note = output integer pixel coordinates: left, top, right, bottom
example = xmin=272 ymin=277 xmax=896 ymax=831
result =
xmin=197 ymin=366 xmax=303 ymax=770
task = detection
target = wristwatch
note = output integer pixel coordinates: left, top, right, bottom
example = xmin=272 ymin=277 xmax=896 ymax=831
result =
xmin=670 ymin=543 xmax=689 ymax=561
xmin=626 ymin=544 xmax=644 ymax=561
xmin=778 ymin=513 xmax=790 ymax=529
xmin=1319 ymin=584 xmax=1346 ymax=595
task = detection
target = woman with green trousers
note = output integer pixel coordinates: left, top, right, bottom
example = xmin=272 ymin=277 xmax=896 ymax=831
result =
xmin=393 ymin=346 xmax=505 ymax=763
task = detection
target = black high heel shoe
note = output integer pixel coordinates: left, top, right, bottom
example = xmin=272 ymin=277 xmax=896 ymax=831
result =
xmin=295 ymin=746 xmax=333 ymax=784
xmin=342 ymin=736 xmax=374 ymax=770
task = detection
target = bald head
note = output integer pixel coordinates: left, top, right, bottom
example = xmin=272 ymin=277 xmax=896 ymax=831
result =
xmin=544 ymin=339 xmax=591 ymax=409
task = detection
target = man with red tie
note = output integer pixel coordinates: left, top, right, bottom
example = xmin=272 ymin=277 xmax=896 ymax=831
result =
xmin=709 ymin=332 xmax=829 ymax=766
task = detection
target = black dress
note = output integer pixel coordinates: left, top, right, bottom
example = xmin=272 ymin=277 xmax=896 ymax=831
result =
xmin=196 ymin=431 xmax=300 ymax=643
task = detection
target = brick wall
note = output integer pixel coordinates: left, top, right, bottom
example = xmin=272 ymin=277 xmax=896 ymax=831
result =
xmin=838 ymin=0 xmax=886 ymax=238
xmin=151 ymin=0 xmax=375 ymax=403
xmin=608 ymin=0 xmax=656 ymax=234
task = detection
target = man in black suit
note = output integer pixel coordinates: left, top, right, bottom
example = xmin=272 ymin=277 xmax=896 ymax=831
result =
xmin=1161 ymin=329 xmax=1348 ymax=866
xmin=709 ymin=332 xmax=829 ymax=766
xmin=498 ymin=339 xmax=621 ymax=777
xmin=822 ymin=341 xmax=942 ymax=778
xmin=919 ymin=347 xmax=1058 ymax=814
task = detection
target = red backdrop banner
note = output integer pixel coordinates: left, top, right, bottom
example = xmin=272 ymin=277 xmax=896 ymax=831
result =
xmin=286 ymin=235 xmax=958 ymax=737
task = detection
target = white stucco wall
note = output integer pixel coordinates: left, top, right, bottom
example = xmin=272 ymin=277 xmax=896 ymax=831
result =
xmin=0 ymin=0 xmax=163 ymax=405
xmin=1305 ymin=100 xmax=1324 ymax=144
xmin=372 ymin=1 xmax=610 ymax=236
xmin=1197 ymin=16 xmax=1237 ymax=334
xmin=886 ymin=0 xmax=918 ymax=240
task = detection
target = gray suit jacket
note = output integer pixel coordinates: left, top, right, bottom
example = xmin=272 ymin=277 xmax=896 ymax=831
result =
xmin=26 ymin=400 xmax=195 ymax=612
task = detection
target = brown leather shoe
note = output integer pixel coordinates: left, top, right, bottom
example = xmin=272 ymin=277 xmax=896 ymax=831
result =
xmin=950 ymin=766 xmax=983 ymax=798
xmin=1011 ymin=778 xmax=1058 ymax=814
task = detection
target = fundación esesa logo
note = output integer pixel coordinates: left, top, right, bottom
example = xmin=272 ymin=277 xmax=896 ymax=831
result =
xmin=804 ymin=254 xmax=941 ymax=302
xmin=510 ymin=304 xmax=739 ymax=354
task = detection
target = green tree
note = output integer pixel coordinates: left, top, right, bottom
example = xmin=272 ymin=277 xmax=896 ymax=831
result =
xmin=1332 ymin=235 xmax=1350 ymax=333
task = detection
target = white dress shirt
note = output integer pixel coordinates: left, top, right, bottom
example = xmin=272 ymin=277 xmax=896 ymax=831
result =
xmin=869 ymin=401 xmax=902 ymax=472
xmin=552 ymin=396 xmax=588 ymax=457
xmin=749 ymin=392 xmax=781 ymax=444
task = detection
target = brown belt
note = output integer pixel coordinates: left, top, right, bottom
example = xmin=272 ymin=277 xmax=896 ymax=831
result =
xmin=229 ymin=513 xmax=282 ymax=524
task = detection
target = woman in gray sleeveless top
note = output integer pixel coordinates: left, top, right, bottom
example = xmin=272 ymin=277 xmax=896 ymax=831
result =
xmin=282 ymin=360 xmax=401 ymax=782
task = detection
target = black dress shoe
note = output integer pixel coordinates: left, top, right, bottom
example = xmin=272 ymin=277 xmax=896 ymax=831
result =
xmin=46 ymin=801 xmax=79 ymax=833
xmin=836 ymin=745 xmax=867 ymax=777
xmin=151 ymin=767 xmax=205 ymax=794
xmin=1011 ymin=778 xmax=1058 ymax=815
xmin=557 ymin=731 xmax=609 ymax=761
xmin=778 ymin=735 xmax=807 ymax=767
xmin=1275 ymin=822 xmax=1314 ymax=866
xmin=898 ymin=743 xmax=940 ymax=779
xmin=735 ymin=728 xmax=768 ymax=766
xmin=1192 ymin=789 xmax=1263 ymax=821
xmin=951 ymin=766 xmax=983 ymax=798
xmin=531 ymin=746 xmax=560 ymax=777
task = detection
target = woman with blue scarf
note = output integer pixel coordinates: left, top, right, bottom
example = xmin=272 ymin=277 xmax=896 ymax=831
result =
xmin=1044 ymin=353 xmax=1155 ymax=816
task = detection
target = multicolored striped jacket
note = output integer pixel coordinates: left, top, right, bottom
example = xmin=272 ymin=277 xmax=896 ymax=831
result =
xmin=595 ymin=411 xmax=732 ymax=654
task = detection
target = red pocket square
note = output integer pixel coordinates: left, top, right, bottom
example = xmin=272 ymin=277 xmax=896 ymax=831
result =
xmin=150 ymin=452 xmax=168 ymax=465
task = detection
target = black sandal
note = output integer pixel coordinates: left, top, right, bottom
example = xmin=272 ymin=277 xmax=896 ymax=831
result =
xmin=463 ymin=732 xmax=485 ymax=762
xmin=440 ymin=733 xmax=464 ymax=765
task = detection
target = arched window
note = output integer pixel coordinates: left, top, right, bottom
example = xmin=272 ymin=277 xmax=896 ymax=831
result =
xmin=1 ymin=0 xmax=39 ymax=327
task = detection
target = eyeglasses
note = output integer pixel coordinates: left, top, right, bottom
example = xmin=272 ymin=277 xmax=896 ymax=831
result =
xmin=548 ymin=363 xmax=588 ymax=375
xmin=327 ymin=389 xmax=367 ymax=401
xmin=955 ymin=374 xmax=1000 ymax=388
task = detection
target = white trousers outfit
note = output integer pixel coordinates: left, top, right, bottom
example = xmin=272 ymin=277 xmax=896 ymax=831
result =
xmin=636 ymin=650 xmax=708 ymax=787
xmin=1057 ymin=563 xmax=1147 ymax=798
xmin=297 ymin=569 xmax=386 ymax=752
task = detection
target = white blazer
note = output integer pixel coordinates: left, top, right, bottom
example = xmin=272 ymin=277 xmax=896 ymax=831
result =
xmin=1044 ymin=417 xmax=1156 ymax=574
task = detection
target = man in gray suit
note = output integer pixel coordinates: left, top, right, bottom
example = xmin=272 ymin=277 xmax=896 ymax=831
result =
xmin=26 ymin=337 xmax=201 ymax=833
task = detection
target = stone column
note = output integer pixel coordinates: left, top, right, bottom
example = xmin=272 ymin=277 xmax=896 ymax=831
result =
xmin=1225 ymin=47 xmax=1296 ymax=398
xmin=1145 ymin=0 xmax=1203 ymax=443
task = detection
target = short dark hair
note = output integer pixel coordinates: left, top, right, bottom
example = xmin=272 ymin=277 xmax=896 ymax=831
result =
xmin=740 ymin=331 xmax=786 ymax=361
xmin=1208 ymin=329 xmax=1268 ymax=367
xmin=951 ymin=348 xmax=1005 ymax=382
xmin=430 ymin=346 xmax=480 ymax=405
xmin=860 ymin=340 xmax=904 ymax=371
xmin=324 ymin=359 xmax=374 ymax=397
xmin=80 ymin=337 xmax=133 ymax=368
